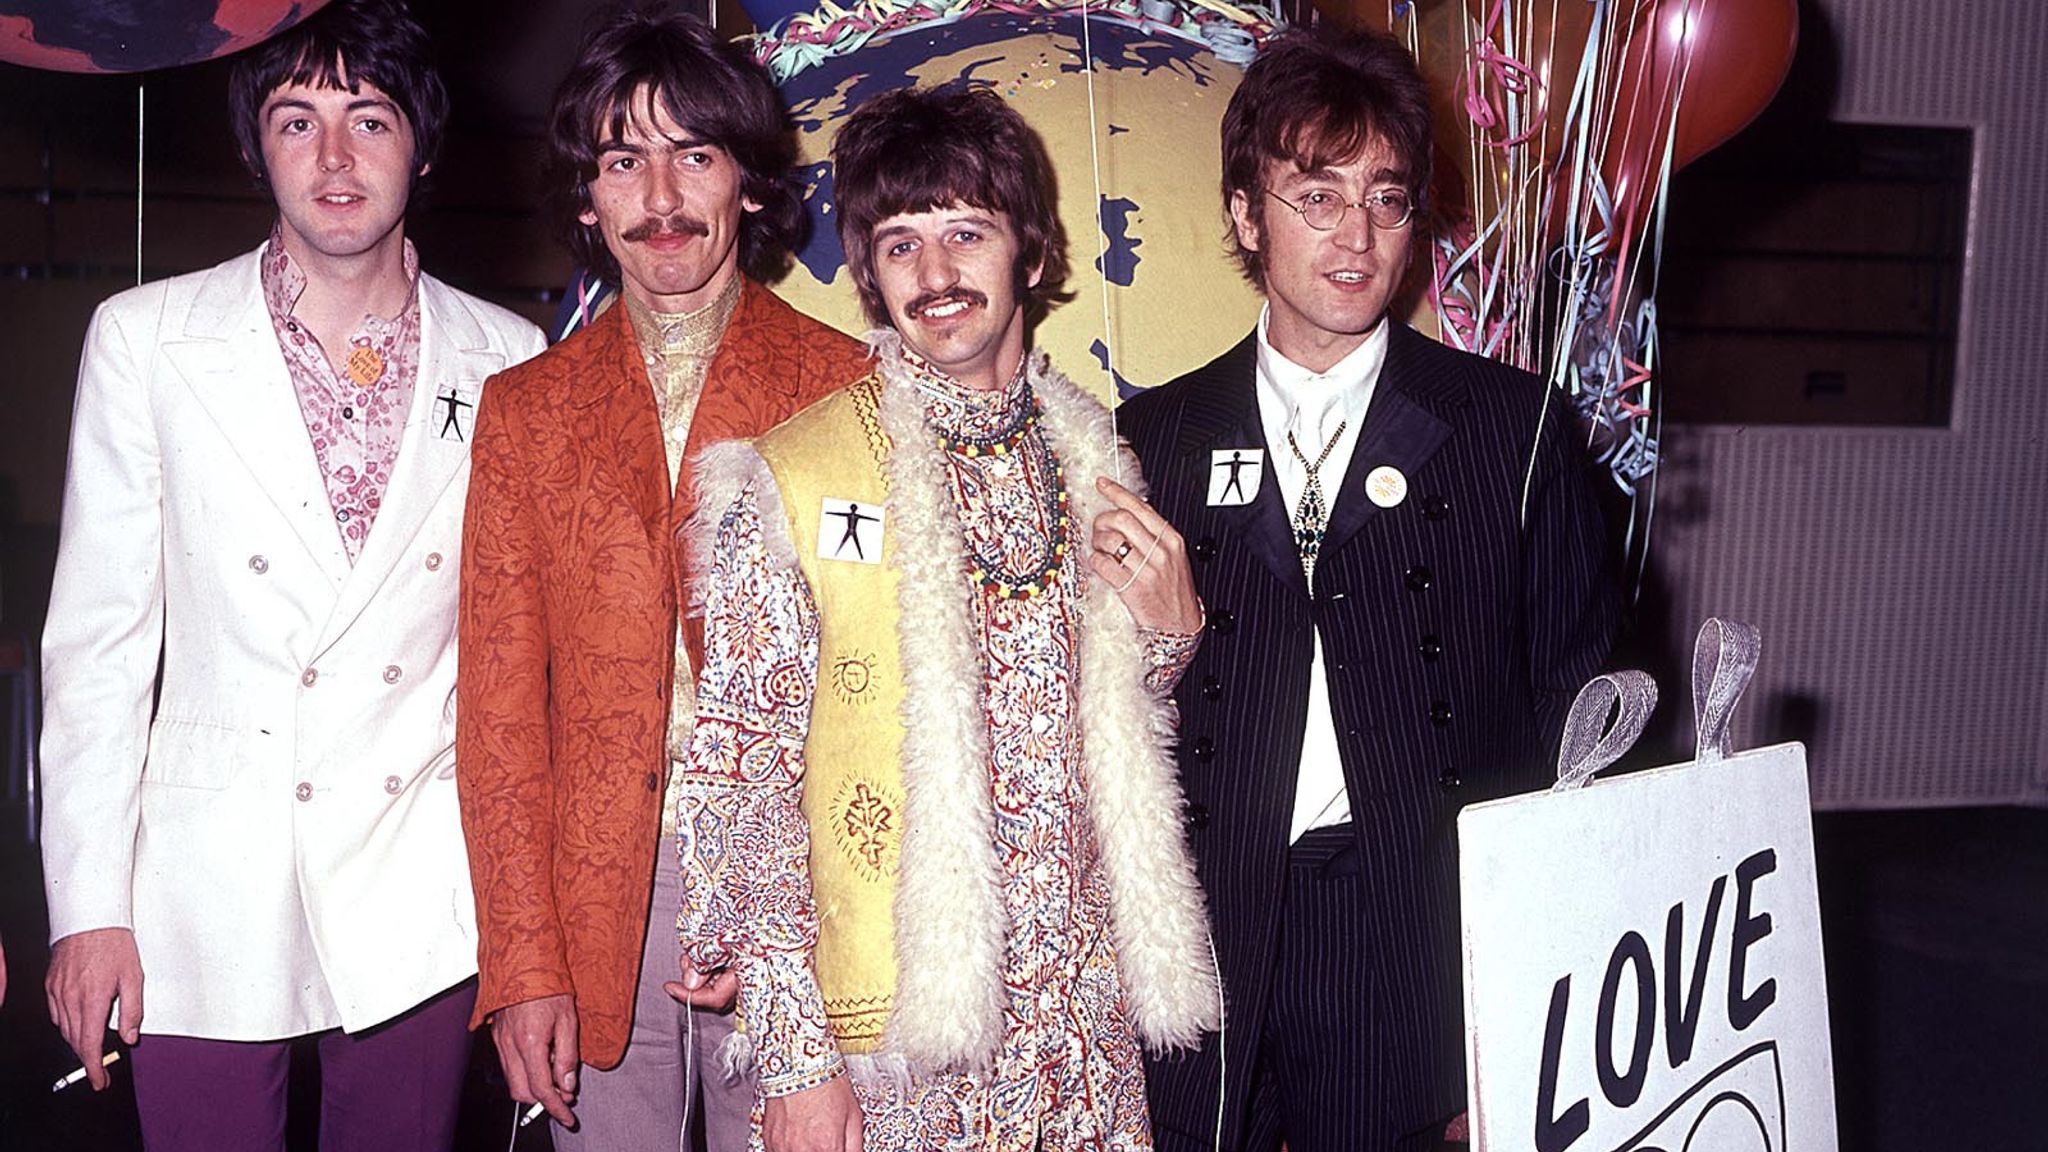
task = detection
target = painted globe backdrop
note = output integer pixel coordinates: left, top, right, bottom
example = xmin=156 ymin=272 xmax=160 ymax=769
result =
xmin=773 ymin=12 xmax=1264 ymax=401
xmin=0 ymin=0 xmax=332 ymax=73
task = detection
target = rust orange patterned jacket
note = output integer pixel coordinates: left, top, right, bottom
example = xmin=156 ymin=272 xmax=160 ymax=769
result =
xmin=456 ymin=278 xmax=869 ymax=1068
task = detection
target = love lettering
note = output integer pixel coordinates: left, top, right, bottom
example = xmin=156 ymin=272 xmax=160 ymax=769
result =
xmin=1533 ymin=848 xmax=1780 ymax=1152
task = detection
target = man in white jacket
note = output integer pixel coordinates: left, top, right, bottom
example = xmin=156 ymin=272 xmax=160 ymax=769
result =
xmin=37 ymin=2 xmax=542 ymax=1148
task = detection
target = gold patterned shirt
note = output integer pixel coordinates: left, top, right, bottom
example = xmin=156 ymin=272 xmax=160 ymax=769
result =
xmin=622 ymin=276 xmax=743 ymax=837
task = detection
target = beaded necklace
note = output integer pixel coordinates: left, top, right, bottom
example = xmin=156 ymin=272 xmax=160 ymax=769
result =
xmin=937 ymin=398 xmax=1072 ymax=601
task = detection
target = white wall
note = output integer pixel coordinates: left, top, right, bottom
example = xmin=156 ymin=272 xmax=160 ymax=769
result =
xmin=1655 ymin=0 xmax=2048 ymax=806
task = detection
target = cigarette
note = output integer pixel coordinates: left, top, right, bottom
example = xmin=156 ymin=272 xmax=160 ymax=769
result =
xmin=518 ymin=1102 xmax=546 ymax=1128
xmin=51 ymin=1051 xmax=122 ymax=1092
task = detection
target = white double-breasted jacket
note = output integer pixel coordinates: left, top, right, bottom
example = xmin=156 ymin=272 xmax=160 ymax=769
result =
xmin=39 ymin=245 xmax=545 ymax=1039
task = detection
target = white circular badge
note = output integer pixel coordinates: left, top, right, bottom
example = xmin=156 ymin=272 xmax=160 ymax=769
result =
xmin=1365 ymin=465 xmax=1409 ymax=509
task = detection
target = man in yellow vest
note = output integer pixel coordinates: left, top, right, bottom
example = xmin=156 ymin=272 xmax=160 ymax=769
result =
xmin=675 ymin=86 xmax=1222 ymax=1152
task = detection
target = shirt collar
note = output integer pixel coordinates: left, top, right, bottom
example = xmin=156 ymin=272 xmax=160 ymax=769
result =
xmin=895 ymin=342 xmax=1032 ymax=442
xmin=623 ymin=272 xmax=744 ymax=368
xmin=260 ymin=223 xmax=421 ymax=333
xmin=1253 ymin=305 xmax=1390 ymax=434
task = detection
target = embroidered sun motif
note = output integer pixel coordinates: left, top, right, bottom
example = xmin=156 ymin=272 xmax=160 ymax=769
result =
xmin=830 ymin=649 xmax=877 ymax=705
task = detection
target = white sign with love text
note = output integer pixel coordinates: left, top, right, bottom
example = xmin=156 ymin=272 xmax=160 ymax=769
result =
xmin=1458 ymin=622 xmax=1839 ymax=1152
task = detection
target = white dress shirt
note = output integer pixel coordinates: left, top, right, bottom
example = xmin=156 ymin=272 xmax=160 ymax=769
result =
xmin=1252 ymin=306 xmax=1391 ymax=843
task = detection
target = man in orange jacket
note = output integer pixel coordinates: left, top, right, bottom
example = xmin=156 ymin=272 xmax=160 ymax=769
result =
xmin=455 ymin=10 xmax=868 ymax=1151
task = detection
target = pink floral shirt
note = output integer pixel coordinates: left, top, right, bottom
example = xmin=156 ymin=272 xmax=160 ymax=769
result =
xmin=261 ymin=229 xmax=422 ymax=564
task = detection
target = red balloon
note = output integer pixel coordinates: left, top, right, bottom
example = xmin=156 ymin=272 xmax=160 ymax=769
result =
xmin=0 ymin=1 xmax=335 ymax=74
xmin=1603 ymin=0 xmax=1798 ymax=237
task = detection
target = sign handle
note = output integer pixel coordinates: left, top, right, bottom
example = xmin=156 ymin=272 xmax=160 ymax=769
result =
xmin=1552 ymin=671 xmax=1659 ymax=792
xmin=1691 ymin=618 xmax=1762 ymax=763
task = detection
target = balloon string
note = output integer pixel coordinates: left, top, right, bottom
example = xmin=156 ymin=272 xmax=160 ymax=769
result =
xmin=135 ymin=83 xmax=144 ymax=286
xmin=1077 ymin=0 xmax=1121 ymax=481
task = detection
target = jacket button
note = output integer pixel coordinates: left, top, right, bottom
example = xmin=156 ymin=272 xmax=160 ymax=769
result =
xmin=383 ymin=665 xmax=403 ymax=684
xmin=295 ymin=781 xmax=313 ymax=802
xmin=1418 ymin=634 xmax=1443 ymax=661
xmin=301 ymin=667 xmax=318 ymax=687
xmin=1422 ymin=495 xmax=1452 ymax=520
xmin=1192 ymin=537 xmax=1218 ymax=563
xmin=1206 ymin=609 xmax=1236 ymax=635
xmin=1200 ymin=674 xmax=1222 ymax=702
xmin=1438 ymin=768 xmax=1462 ymax=791
xmin=425 ymin=551 xmax=443 ymax=571
xmin=1405 ymin=565 xmax=1433 ymax=592
xmin=1429 ymin=700 xmax=1453 ymax=726
xmin=1184 ymin=803 xmax=1212 ymax=831
xmin=1191 ymin=736 xmax=1216 ymax=761
xmin=645 ymin=771 xmax=661 ymax=793
xmin=248 ymin=555 xmax=268 ymax=574
xmin=383 ymin=775 xmax=403 ymax=795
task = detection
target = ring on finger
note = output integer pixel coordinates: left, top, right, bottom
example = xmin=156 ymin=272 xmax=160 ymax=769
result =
xmin=1114 ymin=540 xmax=1134 ymax=562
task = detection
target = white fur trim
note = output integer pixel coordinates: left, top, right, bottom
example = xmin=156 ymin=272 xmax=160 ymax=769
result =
xmin=1033 ymin=356 xmax=1224 ymax=1053
xmin=683 ymin=440 xmax=796 ymax=614
xmin=868 ymin=332 xmax=1219 ymax=1067
xmin=845 ymin=1052 xmax=920 ymax=1095
xmin=872 ymin=337 xmax=1010 ymax=1074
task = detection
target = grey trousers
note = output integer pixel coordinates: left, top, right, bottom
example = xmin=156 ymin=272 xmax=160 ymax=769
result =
xmin=552 ymin=836 xmax=756 ymax=1152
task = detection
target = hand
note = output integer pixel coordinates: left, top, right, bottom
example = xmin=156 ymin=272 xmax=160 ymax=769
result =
xmin=1090 ymin=477 xmax=1203 ymax=633
xmin=763 ymin=1074 xmax=863 ymax=1152
xmin=45 ymin=927 xmax=143 ymax=1091
xmin=490 ymin=993 xmax=580 ymax=1128
xmin=663 ymin=958 xmax=739 ymax=1012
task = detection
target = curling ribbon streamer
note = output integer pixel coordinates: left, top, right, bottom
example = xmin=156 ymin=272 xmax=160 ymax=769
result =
xmin=1551 ymin=670 xmax=1658 ymax=792
xmin=750 ymin=0 xmax=1273 ymax=82
xmin=1691 ymin=617 xmax=1761 ymax=763
xmin=1463 ymin=0 xmax=1543 ymax=148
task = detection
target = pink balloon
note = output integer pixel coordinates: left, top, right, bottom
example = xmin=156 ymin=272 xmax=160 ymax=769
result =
xmin=1604 ymin=0 xmax=1799 ymax=235
xmin=0 ymin=0 xmax=336 ymax=74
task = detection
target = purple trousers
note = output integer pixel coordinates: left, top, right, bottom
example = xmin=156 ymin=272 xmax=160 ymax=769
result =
xmin=128 ymin=980 xmax=476 ymax=1152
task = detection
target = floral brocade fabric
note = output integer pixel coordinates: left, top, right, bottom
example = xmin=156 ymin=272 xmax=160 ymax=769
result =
xmin=679 ymin=358 xmax=1198 ymax=1151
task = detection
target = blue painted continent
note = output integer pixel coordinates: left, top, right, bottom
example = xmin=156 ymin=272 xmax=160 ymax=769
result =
xmin=1095 ymin=196 xmax=1142 ymax=287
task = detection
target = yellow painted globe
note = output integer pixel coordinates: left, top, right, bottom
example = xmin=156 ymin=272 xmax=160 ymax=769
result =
xmin=773 ymin=11 xmax=1266 ymax=402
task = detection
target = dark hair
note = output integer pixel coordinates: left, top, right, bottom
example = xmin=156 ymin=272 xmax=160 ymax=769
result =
xmin=228 ymin=0 xmax=449 ymax=188
xmin=546 ymin=6 xmax=803 ymax=284
xmin=830 ymin=86 xmax=1071 ymax=326
xmin=1220 ymin=27 xmax=1434 ymax=286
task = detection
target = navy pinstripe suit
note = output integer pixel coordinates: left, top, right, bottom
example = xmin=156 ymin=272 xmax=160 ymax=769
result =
xmin=1119 ymin=323 xmax=1615 ymax=1151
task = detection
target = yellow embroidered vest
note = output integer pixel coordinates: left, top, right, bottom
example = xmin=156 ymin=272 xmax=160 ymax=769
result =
xmin=749 ymin=375 xmax=903 ymax=1053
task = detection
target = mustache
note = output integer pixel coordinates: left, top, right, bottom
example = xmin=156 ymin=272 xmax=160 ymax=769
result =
xmin=620 ymin=215 xmax=711 ymax=242
xmin=905 ymin=288 xmax=988 ymax=318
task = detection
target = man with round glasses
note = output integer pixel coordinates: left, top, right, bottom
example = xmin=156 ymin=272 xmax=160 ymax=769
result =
xmin=1119 ymin=26 xmax=1615 ymax=1152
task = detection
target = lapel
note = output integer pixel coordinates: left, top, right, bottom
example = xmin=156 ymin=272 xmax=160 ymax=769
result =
xmin=1172 ymin=332 xmax=1307 ymax=597
xmin=162 ymin=249 xmax=350 ymax=590
xmin=318 ymin=274 xmax=506 ymax=648
xmin=565 ymin=299 xmax=672 ymax=551
xmin=686 ymin=277 xmax=805 ymax=466
xmin=1320 ymin=323 xmax=1458 ymax=558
